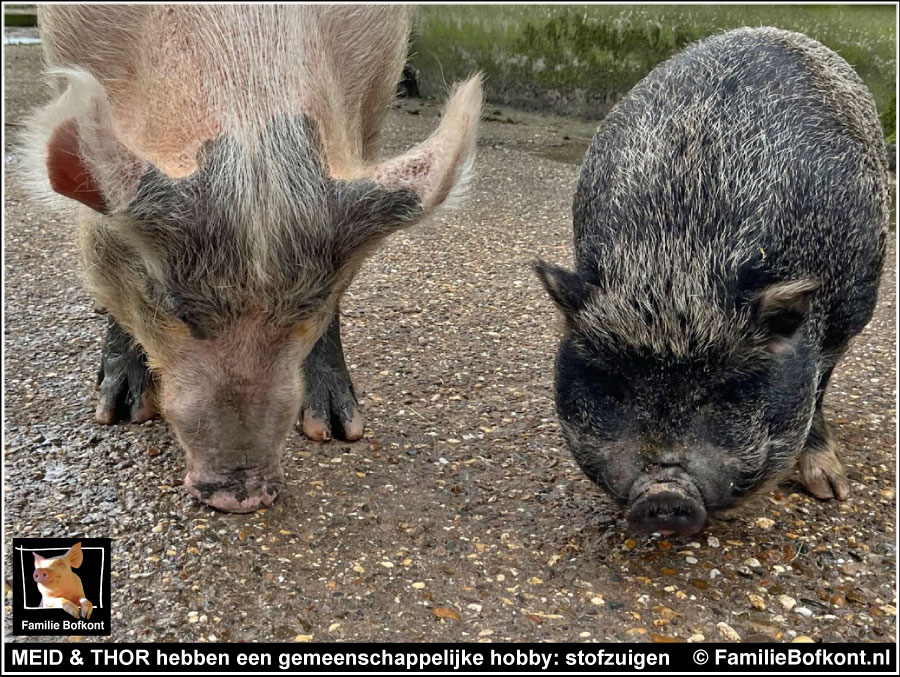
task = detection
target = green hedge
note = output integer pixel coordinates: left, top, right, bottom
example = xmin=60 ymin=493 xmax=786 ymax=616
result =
xmin=410 ymin=4 xmax=896 ymax=135
xmin=4 ymin=12 xmax=37 ymax=27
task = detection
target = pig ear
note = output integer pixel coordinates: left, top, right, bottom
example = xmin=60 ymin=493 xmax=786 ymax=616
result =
xmin=752 ymin=278 xmax=819 ymax=351
xmin=65 ymin=542 xmax=84 ymax=569
xmin=33 ymin=552 xmax=46 ymax=567
xmin=371 ymin=75 xmax=482 ymax=212
xmin=24 ymin=68 xmax=149 ymax=214
xmin=532 ymin=260 xmax=596 ymax=319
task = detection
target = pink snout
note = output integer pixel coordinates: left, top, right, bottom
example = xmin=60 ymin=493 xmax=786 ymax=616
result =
xmin=33 ymin=569 xmax=49 ymax=583
xmin=184 ymin=466 xmax=283 ymax=513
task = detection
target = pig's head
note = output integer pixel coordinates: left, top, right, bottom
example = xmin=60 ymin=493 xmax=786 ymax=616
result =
xmin=534 ymin=255 xmax=821 ymax=535
xmin=30 ymin=69 xmax=482 ymax=512
xmin=33 ymin=542 xmax=83 ymax=590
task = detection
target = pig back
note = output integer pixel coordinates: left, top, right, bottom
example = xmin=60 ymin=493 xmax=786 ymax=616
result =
xmin=573 ymin=27 xmax=889 ymax=350
xmin=37 ymin=5 xmax=413 ymax=177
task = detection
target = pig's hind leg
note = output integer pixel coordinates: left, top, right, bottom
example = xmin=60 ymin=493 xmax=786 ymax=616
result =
xmin=798 ymin=366 xmax=850 ymax=500
xmin=300 ymin=310 xmax=364 ymax=442
xmin=95 ymin=316 xmax=158 ymax=425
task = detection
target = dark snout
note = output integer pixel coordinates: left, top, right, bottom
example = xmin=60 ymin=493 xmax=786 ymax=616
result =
xmin=626 ymin=478 xmax=707 ymax=536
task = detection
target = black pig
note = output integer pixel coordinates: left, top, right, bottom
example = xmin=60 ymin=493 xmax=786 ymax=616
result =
xmin=535 ymin=27 xmax=890 ymax=535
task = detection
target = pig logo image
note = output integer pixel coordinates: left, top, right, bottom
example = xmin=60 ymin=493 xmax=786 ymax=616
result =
xmin=14 ymin=537 xmax=110 ymax=635
xmin=32 ymin=542 xmax=93 ymax=620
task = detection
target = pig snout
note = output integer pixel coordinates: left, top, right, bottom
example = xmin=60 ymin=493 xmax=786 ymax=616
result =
xmin=171 ymin=408 xmax=292 ymax=513
xmin=626 ymin=476 xmax=707 ymax=536
xmin=184 ymin=463 xmax=284 ymax=513
xmin=168 ymin=406 xmax=295 ymax=513
xmin=162 ymin=365 xmax=305 ymax=513
xmin=33 ymin=569 xmax=49 ymax=584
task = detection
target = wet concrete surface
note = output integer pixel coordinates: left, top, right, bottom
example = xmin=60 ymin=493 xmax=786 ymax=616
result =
xmin=3 ymin=42 xmax=896 ymax=643
xmin=3 ymin=27 xmax=40 ymax=46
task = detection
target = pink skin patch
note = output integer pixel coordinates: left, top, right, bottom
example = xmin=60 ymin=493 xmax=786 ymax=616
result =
xmin=183 ymin=472 xmax=279 ymax=513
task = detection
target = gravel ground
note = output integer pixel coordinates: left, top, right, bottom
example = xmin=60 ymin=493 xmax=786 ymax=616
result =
xmin=4 ymin=42 xmax=896 ymax=644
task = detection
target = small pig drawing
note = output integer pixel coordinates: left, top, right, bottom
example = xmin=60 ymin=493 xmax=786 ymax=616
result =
xmin=32 ymin=542 xmax=93 ymax=620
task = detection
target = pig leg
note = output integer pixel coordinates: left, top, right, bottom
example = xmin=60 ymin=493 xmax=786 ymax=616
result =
xmin=79 ymin=597 xmax=93 ymax=619
xmin=798 ymin=366 xmax=850 ymax=500
xmin=95 ymin=316 xmax=158 ymax=425
xmin=799 ymin=410 xmax=850 ymax=500
xmin=300 ymin=309 xmax=363 ymax=442
xmin=60 ymin=599 xmax=81 ymax=620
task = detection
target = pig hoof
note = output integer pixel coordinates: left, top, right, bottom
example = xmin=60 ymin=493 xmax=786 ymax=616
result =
xmin=62 ymin=599 xmax=81 ymax=619
xmin=95 ymin=387 xmax=158 ymax=425
xmin=301 ymin=311 xmax=364 ymax=442
xmin=799 ymin=444 xmax=850 ymax=500
xmin=95 ymin=317 xmax=158 ymax=424
xmin=300 ymin=382 xmax=364 ymax=443
xmin=79 ymin=598 xmax=93 ymax=619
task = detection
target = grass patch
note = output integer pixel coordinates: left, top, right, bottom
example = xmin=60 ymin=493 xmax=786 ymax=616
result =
xmin=4 ymin=12 xmax=37 ymax=28
xmin=410 ymin=4 xmax=896 ymax=134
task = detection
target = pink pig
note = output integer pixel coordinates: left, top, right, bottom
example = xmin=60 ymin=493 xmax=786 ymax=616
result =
xmin=32 ymin=542 xmax=93 ymax=620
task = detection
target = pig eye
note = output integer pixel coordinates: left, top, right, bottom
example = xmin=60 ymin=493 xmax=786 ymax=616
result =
xmin=165 ymin=293 xmax=210 ymax=339
xmin=582 ymin=363 xmax=627 ymax=400
xmin=560 ymin=340 xmax=627 ymax=402
xmin=713 ymin=371 xmax=765 ymax=405
xmin=146 ymin=279 xmax=207 ymax=338
xmin=715 ymin=381 xmax=746 ymax=404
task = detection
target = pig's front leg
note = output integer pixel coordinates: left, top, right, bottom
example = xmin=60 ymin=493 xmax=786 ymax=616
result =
xmin=78 ymin=597 xmax=93 ymax=619
xmin=300 ymin=309 xmax=363 ymax=442
xmin=799 ymin=409 xmax=850 ymax=500
xmin=95 ymin=315 xmax=158 ymax=424
xmin=60 ymin=599 xmax=81 ymax=620
xmin=798 ymin=366 xmax=850 ymax=500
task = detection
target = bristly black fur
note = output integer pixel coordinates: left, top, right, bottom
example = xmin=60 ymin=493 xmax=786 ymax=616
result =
xmin=539 ymin=27 xmax=889 ymax=520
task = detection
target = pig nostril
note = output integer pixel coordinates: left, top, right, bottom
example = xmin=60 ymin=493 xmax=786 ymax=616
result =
xmin=627 ymin=490 xmax=707 ymax=536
